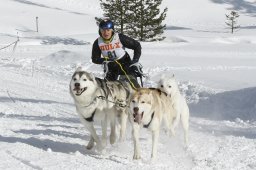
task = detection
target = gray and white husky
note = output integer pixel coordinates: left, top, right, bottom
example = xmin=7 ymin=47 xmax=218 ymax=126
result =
xmin=69 ymin=67 xmax=133 ymax=151
xmin=106 ymin=80 xmax=135 ymax=141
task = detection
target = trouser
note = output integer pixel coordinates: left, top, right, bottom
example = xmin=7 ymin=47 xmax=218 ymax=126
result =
xmin=104 ymin=53 xmax=140 ymax=88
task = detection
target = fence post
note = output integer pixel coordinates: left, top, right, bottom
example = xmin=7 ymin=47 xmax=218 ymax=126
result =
xmin=36 ymin=16 xmax=39 ymax=32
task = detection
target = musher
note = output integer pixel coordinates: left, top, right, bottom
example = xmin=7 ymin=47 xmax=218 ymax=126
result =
xmin=91 ymin=19 xmax=142 ymax=88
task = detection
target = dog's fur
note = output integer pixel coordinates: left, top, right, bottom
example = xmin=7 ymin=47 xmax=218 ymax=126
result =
xmin=106 ymin=80 xmax=135 ymax=141
xmin=129 ymin=88 xmax=177 ymax=160
xmin=158 ymin=74 xmax=189 ymax=144
xmin=70 ymin=67 xmax=132 ymax=151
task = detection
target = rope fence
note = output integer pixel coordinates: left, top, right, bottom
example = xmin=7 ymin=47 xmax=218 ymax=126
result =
xmin=0 ymin=37 xmax=20 ymax=52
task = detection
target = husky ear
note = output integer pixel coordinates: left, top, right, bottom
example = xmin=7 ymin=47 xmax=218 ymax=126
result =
xmin=76 ymin=67 xmax=82 ymax=72
xmin=86 ymin=72 xmax=95 ymax=82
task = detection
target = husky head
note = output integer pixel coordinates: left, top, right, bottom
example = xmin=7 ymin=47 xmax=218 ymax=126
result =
xmin=158 ymin=74 xmax=179 ymax=97
xmin=130 ymin=88 xmax=154 ymax=124
xmin=70 ymin=67 xmax=97 ymax=97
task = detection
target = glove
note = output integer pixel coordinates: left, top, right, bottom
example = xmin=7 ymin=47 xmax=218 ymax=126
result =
xmin=129 ymin=62 xmax=145 ymax=77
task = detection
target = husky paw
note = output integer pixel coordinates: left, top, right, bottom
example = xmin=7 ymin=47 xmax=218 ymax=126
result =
xmin=86 ymin=142 xmax=94 ymax=150
xmin=133 ymin=154 xmax=141 ymax=160
xmin=151 ymin=155 xmax=157 ymax=162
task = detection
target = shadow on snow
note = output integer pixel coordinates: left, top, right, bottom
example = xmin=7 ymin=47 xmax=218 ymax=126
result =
xmin=190 ymin=86 xmax=256 ymax=121
xmin=210 ymin=0 xmax=256 ymax=16
xmin=0 ymin=135 xmax=93 ymax=154
xmin=0 ymin=96 xmax=73 ymax=106
xmin=12 ymin=0 xmax=88 ymax=15
xmin=191 ymin=120 xmax=256 ymax=139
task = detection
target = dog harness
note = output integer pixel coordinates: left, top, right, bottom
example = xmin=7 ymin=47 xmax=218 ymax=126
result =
xmin=98 ymin=33 xmax=126 ymax=60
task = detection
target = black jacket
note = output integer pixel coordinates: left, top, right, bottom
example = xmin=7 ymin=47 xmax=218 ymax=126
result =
xmin=91 ymin=33 xmax=141 ymax=64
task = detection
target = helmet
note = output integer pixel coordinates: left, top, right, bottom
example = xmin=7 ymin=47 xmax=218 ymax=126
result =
xmin=99 ymin=20 xmax=114 ymax=30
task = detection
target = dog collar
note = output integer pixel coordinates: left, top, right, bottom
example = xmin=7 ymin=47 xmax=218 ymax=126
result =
xmin=143 ymin=112 xmax=155 ymax=128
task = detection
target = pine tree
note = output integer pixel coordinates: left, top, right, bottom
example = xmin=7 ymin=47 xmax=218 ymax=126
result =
xmin=99 ymin=0 xmax=129 ymax=34
xmin=126 ymin=0 xmax=168 ymax=41
xmin=99 ymin=0 xmax=167 ymax=41
xmin=225 ymin=11 xmax=240 ymax=34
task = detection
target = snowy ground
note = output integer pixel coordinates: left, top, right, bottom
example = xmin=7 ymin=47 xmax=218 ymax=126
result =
xmin=1 ymin=0 xmax=256 ymax=169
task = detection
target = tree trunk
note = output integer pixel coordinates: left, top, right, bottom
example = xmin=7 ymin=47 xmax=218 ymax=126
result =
xmin=140 ymin=0 xmax=143 ymax=41
xmin=231 ymin=20 xmax=234 ymax=34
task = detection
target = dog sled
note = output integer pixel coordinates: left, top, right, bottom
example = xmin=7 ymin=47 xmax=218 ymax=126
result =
xmin=103 ymin=60 xmax=146 ymax=88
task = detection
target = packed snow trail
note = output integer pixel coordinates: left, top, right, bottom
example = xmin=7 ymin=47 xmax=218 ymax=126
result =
xmin=1 ymin=55 xmax=256 ymax=169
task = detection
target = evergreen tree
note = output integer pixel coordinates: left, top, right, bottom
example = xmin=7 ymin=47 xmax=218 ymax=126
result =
xmin=99 ymin=0 xmax=129 ymax=34
xmin=98 ymin=0 xmax=167 ymax=41
xmin=126 ymin=0 xmax=168 ymax=41
xmin=225 ymin=11 xmax=240 ymax=34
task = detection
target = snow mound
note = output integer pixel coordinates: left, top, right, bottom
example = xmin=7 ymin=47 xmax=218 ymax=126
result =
xmin=165 ymin=36 xmax=188 ymax=43
xmin=179 ymin=81 xmax=217 ymax=104
xmin=212 ymin=37 xmax=255 ymax=44
xmin=40 ymin=50 xmax=85 ymax=66
xmin=190 ymin=87 xmax=256 ymax=121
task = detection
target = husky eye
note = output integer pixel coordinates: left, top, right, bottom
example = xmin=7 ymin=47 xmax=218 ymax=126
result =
xmin=83 ymin=79 xmax=87 ymax=81
xmin=169 ymin=86 xmax=172 ymax=88
xmin=132 ymin=100 xmax=135 ymax=103
xmin=161 ymin=85 xmax=164 ymax=88
xmin=141 ymin=101 xmax=145 ymax=104
xmin=73 ymin=78 xmax=77 ymax=81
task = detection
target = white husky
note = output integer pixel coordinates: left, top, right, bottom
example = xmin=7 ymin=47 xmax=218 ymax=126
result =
xmin=70 ymin=68 xmax=117 ymax=152
xmin=158 ymin=75 xmax=189 ymax=144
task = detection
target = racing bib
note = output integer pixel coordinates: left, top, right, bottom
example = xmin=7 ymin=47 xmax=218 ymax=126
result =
xmin=98 ymin=33 xmax=126 ymax=60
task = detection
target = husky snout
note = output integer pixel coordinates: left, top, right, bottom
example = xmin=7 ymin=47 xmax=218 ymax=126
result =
xmin=133 ymin=107 xmax=143 ymax=124
xmin=133 ymin=107 xmax=139 ymax=113
xmin=73 ymin=83 xmax=81 ymax=91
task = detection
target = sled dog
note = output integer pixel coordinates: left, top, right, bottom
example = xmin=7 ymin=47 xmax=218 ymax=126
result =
xmin=69 ymin=68 xmax=132 ymax=151
xmin=106 ymin=80 xmax=135 ymax=141
xmin=158 ymin=74 xmax=189 ymax=144
xmin=129 ymin=88 xmax=177 ymax=160
xmin=70 ymin=67 xmax=115 ymax=151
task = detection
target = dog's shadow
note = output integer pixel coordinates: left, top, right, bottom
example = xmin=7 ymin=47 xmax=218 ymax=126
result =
xmin=0 ymin=96 xmax=73 ymax=106
xmin=0 ymin=112 xmax=98 ymax=155
xmin=0 ymin=135 xmax=91 ymax=154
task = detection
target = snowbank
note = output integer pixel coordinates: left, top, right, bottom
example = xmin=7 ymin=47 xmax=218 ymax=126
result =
xmin=190 ymin=87 xmax=256 ymax=121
